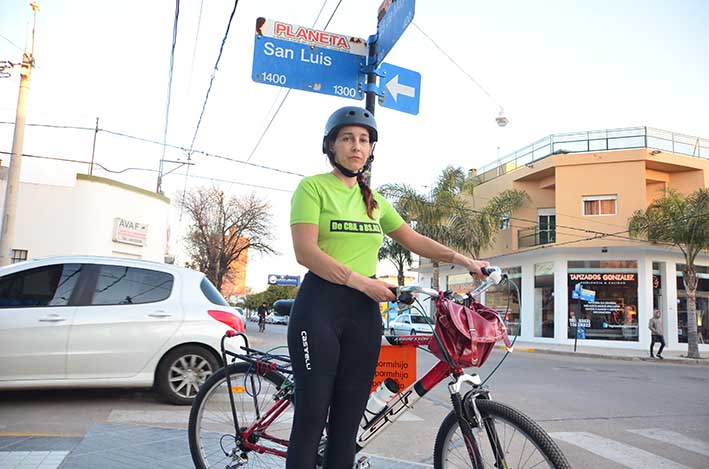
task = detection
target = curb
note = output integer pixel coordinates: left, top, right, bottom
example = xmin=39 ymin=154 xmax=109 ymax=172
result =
xmin=495 ymin=344 xmax=708 ymax=365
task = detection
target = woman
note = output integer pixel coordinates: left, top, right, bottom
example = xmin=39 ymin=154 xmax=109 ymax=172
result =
xmin=288 ymin=106 xmax=489 ymax=468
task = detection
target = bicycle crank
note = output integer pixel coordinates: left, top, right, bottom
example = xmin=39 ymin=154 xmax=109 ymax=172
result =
xmin=354 ymin=455 xmax=371 ymax=469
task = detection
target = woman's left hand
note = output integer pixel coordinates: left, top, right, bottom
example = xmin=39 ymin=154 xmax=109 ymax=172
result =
xmin=464 ymin=258 xmax=491 ymax=279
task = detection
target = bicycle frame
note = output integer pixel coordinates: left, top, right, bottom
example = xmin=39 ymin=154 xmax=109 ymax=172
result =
xmin=209 ymin=268 xmax=508 ymax=464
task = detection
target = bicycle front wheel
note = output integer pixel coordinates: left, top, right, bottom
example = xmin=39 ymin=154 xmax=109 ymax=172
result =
xmin=188 ymin=362 xmax=293 ymax=469
xmin=433 ymin=399 xmax=570 ymax=469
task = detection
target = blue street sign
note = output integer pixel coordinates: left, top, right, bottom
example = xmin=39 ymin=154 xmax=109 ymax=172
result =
xmin=373 ymin=0 xmax=416 ymax=66
xmin=377 ymin=62 xmax=421 ymax=115
xmin=252 ymin=18 xmax=367 ymax=100
xmin=268 ymin=274 xmax=301 ymax=286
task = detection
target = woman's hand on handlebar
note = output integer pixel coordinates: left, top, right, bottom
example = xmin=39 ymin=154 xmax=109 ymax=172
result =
xmin=464 ymin=258 xmax=491 ymax=280
xmin=347 ymin=273 xmax=396 ymax=303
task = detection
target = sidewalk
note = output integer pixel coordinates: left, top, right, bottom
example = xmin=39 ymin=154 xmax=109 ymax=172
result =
xmin=500 ymin=339 xmax=708 ymax=365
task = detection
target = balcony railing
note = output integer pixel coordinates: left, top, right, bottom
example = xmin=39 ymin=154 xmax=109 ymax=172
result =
xmin=518 ymin=226 xmax=556 ymax=248
xmin=476 ymin=126 xmax=709 ymax=184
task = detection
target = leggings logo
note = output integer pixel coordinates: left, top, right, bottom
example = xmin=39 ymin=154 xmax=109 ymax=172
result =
xmin=301 ymin=330 xmax=312 ymax=370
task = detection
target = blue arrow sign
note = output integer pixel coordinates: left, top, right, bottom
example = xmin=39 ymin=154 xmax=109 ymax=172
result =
xmin=373 ymin=0 xmax=415 ymax=66
xmin=378 ymin=62 xmax=421 ymax=115
xmin=252 ymin=18 xmax=368 ymax=100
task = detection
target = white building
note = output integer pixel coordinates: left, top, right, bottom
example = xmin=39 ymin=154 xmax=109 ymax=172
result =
xmin=0 ymin=169 xmax=170 ymax=263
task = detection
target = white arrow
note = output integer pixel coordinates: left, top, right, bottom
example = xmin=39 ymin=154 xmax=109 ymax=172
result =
xmin=385 ymin=74 xmax=416 ymax=102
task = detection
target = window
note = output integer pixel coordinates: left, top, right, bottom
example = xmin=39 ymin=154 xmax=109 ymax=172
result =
xmin=91 ymin=265 xmax=173 ymax=305
xmin=583 ymin=195 xmax=617 ymax=216
xmin=499 ymin=214 xmax=511 ymax=230
xmin=200 ymin=277 xmax=229 ymax=306
xmin=0 ymin=264 xmax=82 ymax=308
xmin=534 ymin=263 xmax=555 ymax=338
xmin=11 ymin=249 xmax=28 ymax=263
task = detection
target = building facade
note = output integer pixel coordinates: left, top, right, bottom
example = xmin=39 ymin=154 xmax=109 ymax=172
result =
xmin=417 ymin=127 xmax=709 ymax=352
xmin=0 ymin=171 xmax=170 ymax=263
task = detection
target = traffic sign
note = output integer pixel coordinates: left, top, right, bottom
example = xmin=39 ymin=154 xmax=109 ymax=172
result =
xmin=373 ymin=0 xmax=415 ymax=66
xmin=378 ymin=62 xmax=421 ymax=115
xmin=252 ymin=18 xmax=367 ymax=100
xmin=268 ymin=274 xmax=301 ymax=286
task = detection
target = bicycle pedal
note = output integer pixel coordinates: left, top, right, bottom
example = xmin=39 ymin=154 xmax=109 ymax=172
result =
xmin=354 ymin=455 xmax=371 ymax=469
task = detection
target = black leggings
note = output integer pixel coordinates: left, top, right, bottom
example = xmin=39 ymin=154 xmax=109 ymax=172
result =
xmin=286 ymin=272 xmax=381 ymax=469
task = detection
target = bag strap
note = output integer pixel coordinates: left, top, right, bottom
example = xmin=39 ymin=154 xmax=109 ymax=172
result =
xmin=463 ymin=303 xmax=479 ymax=365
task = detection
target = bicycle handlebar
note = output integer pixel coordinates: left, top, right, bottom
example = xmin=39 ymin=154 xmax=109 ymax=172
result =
xmin=391 ymin=266 xmax=506 ymax=303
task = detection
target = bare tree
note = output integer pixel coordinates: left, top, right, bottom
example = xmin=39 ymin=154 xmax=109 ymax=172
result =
xmin=179 ymin=187 xmax=277 ymax=291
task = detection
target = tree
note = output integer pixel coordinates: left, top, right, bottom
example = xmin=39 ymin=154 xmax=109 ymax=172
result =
xmin=245 ymin=285 xmax=298 ymax=311
xmin=179 ymin=186 xmax=277 ymax=291
xmin=628 ymin=188 xmax=709 ymax=359
xmin=378 ymin=237 xmax=413 ymax=286
xmin=381 ymin=166 xmax=528 ymax=290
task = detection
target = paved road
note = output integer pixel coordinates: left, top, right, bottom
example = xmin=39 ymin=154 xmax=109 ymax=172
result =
xmin=1 ymin=324 xmax=708 ymax=468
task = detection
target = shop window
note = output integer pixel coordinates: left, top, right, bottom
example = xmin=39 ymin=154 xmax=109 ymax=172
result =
xmin=534 ymin=263 xmax=554 ymax=338
xmin=447 ymin=272 xmax=475 ymax=295
xmin=583 ymin=195 xmax=617 ymax=216
xmin=11 ymin=249 xmax=28 ymax=263
xmin=676 ymin=264 xmax=708 ymax=345
xmin=485 ymin=267 xmax=521 ymax=336
xmin=567 ymin=260 xmax=638 ymax=341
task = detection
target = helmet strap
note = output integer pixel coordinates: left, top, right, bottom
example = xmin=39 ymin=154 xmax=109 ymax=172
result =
xmin=328 ymin=154 xmax=374 ymax=178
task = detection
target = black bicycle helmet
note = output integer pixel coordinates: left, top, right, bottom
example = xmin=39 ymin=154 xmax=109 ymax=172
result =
xmin=322 ymin=106 xmax=378 ymax=154
xmin=322 ymin=107 xmax=378 ymax=177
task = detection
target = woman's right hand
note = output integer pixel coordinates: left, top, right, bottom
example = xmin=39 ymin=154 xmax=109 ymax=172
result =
xmin=347 ymin=273 xmax=396 ymax=303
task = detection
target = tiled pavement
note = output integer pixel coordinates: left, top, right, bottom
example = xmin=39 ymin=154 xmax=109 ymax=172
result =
xmin=0 ymin=423 xmax=432 ymax=469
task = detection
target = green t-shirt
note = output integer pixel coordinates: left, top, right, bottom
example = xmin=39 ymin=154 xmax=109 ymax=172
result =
xmin=290 ymin=173 xmax=405 ymax=277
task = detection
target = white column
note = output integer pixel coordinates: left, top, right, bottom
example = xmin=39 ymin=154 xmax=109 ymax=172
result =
xmin=554 ymin=257 xmax=568 ymax=343
xmin=637 ymin=256 xmax=653 ymax=348
xmin=664 ymin=261 xmax=679 ymax=349
xmin=521 ymin=263 xmax=534 ymax=339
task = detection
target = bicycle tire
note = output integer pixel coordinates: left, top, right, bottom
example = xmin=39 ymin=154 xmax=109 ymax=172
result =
xmin=188 ymin=361 xmax=292 ymax=468
xmin=433 ymin=399 xmax=571 ymax=469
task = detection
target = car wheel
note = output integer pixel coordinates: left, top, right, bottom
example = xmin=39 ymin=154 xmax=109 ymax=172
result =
xmin=410 ymin=329 xmax=417 ymax=335
xmin=389 ymin=328 xmax=396 ymax=336
xmin=156 ymin=345 xmax=219 ymax=405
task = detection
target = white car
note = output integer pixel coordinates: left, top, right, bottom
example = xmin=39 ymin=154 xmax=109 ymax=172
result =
xmin=388 ymin=313 xmax=434 ymax=336
xmin=0 ymin=255 xmax=245 ymax=405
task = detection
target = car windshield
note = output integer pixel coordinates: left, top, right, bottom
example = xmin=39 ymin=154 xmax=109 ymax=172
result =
xmin=411 ymin=316 xmax=430 ymax=324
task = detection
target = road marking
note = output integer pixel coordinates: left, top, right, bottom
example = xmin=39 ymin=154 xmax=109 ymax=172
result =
xmin=0 ymin=451 xmax=68 ymax=469
xmin=628 ymin=428 xmax=709 ymax=457
xmin=551 ymin=432 xmax=691 ymax=468
xmin=107 ymin=409 xmax=190 ymax=424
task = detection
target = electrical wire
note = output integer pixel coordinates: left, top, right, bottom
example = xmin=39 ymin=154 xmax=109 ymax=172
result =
xmin=158 ymin=0 xmax=181 ymax=193
xmin=243 ymin=0 xmax=344 ymax=165
xmin=0 ymin=32 xmax=22 ymax=52
xmin=412 ymin=22 xmax=503 ymax=113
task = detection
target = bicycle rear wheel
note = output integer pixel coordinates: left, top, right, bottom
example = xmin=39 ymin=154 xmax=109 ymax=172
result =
xmin=188 ymin=362 xmax=292 ymax=468
xmin=433 ymin=399 xmax=570 ymax=468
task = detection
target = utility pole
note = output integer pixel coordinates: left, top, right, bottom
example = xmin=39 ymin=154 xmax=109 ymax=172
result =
xmin=0 ymin=2 xmax=40 ymax=266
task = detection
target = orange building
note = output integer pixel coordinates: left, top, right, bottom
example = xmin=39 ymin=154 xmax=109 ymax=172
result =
xmin=417 ymin=126 xmax=709 ymax=352
xmin=220 ymin=237 xmax=249 ymax=301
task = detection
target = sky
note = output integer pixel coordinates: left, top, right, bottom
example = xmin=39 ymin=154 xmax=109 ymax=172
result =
xmin=1 ymin=0 xmax=708 ymax=292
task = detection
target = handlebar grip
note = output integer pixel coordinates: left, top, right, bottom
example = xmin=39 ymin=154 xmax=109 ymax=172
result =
xmin=480 ymin=266 xmax=496 ymax=276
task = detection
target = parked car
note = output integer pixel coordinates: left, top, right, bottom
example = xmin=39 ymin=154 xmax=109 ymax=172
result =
xmin=266 ymin=311 xmax=289 ymax=325
xmin=388 ymin=313 xmax=434 ymax=336
xmin=0 ymin=256 xmax=245 ymax=405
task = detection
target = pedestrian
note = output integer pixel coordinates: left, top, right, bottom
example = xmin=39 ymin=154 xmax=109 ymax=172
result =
xmin=287 ymin=106 xmax=490 ymax=468
xmin=257 ymin=302 xmax=268 ymax=333
xmin=649 ymin=309 xmax=665 ymax=359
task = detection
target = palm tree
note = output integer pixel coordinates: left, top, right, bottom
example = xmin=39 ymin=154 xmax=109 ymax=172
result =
xmin=378 ymin=237 xmax=413 ymax=286
xmin=628 ymin=188 xmax=709 ymax=359
xmin=380 ymin=166 xmax=528 ymax=291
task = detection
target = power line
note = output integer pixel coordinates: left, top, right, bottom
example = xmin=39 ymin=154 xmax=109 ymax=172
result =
xmin=157 ymin=0 xmax=181 ymax=193
xmin=411 ymin=22 xmax=503 ymax=113
xmin=0 ymin=32 xmax=22 ymax=52
xmin=0 ymin=150 xmax=293 ymax=193
xmin=188 ymin=0 xmax=240 ymax=153
xmin=243 ymin=0 xmax=344 ymax=165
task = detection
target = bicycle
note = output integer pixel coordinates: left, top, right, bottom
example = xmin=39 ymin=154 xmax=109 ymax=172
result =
xmin=188 ymin=267 xmax=571 ymax=468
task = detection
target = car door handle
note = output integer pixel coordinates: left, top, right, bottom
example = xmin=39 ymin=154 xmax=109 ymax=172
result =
xmin=148 ymin=312 xmax=172 ymax=318
xmin=39 ymin=315 xmax=67 ymax=322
